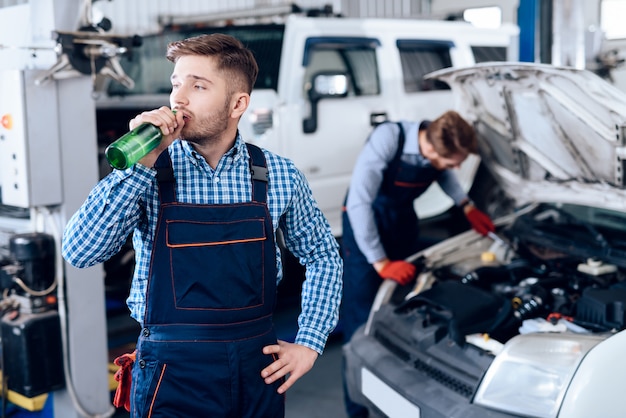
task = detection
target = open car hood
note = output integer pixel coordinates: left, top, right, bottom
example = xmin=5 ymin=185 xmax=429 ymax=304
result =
xmin=426 ymin=62 xmax=626 ymax=210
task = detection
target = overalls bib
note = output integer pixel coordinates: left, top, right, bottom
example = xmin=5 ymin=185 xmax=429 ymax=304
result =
xmin=130 ymin=144 xmax=284 ymax=418
xmin=372 ymin=121 xmax=440 ymax=257
xmin=343 ymin=121 xmax=440 ymax=261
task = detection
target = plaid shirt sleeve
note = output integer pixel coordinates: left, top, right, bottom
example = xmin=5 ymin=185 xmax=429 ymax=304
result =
xmin=62 ymin=163 xmax=155 ymax=268
xmin=62 ymin=163 xmax=159 ymax=323
xmin=265 ymin=153 xmax=343 ymax=354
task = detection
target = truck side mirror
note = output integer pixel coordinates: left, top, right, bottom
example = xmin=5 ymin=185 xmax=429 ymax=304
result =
xmin=303 ymin=72 xmax=349 ymax=134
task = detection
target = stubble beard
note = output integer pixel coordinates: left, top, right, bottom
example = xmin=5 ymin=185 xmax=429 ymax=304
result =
xmin=179 ymin=98 xmax=232 ymax=147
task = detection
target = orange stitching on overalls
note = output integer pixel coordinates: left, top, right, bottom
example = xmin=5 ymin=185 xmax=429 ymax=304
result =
xmin=147 ymin=364 xmax=167 ymax=418
xmin=170 ymin=237 xmax=266 ymax=311
xmin=165 ymin=218 xmax=267 ymax=248
xmin=393 ymin=181 xmax=428 ymax=187
xmin=166 ymin=217 xmax=265 ymax=225
xmin=167 ymin=237 xmax=266 ymax=248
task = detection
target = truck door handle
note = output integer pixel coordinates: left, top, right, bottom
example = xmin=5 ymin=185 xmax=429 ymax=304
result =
xmin=370 ymin=112 xmax=388 ymax=126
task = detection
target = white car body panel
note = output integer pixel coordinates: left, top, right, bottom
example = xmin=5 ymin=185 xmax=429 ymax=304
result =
xmin=559 ymin=330 xmax=626 ymax=418
xmin=427 ymin=62 xmax=626 ymax=210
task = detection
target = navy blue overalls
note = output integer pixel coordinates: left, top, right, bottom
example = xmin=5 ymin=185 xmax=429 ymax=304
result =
xmin=341 ymin=122 xmax=440 ymax=416
xmin=130 ymin=144 xmax=285 ymax=418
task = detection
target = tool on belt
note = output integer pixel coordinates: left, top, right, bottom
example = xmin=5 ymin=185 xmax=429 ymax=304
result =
xmin=113 ymin=350 xmax=136 ymax=412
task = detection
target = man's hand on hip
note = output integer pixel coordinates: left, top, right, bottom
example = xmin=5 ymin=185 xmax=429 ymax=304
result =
xmin=261 ymin=340 xmax=319 ymax=394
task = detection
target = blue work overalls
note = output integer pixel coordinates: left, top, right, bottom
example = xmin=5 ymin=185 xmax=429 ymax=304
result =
xmin=341 ymin=122 xmax=440 ymax=417
xmin=130 ymin=144 xmax=285 ymax=418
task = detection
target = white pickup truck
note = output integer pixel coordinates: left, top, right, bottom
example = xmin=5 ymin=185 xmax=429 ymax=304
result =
xmin=96 ymin=12 xmax=519 ymax=236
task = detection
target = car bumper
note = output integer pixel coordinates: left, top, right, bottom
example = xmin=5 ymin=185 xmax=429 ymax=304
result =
xmin=344 ymin=325 xmax=520 ymax=418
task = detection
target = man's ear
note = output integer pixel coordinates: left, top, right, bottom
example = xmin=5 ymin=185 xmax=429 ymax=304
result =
xmin=419 ymin=131 xmax=436 ymax=160
xmin=230 ymin=92 xmax=250 ymax=119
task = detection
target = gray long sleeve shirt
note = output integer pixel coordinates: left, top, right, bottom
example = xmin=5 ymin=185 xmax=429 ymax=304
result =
xmin=345 ymin=120 xmax=468 ymax=264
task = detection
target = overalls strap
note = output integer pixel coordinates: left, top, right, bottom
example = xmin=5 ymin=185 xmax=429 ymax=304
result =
xmin=380 ymin=122 xmax=406 ymax=193
xmin=154 ymin=149 xmax=176 ymax=204
xmin=154 ymin=144 xmax=269 ymax=205
xmin=246 ymin=143 xmax=268 ymax=204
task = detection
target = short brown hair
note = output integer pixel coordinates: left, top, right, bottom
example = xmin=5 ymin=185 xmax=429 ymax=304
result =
xmin=166 ymin=33 xmax=258 ymax=95
xmin=426 ymin=110 xmax=477 ymax=157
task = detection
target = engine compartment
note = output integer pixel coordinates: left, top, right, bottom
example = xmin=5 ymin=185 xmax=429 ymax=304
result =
xmin=394 ymin=202 xmax=626 ymax=347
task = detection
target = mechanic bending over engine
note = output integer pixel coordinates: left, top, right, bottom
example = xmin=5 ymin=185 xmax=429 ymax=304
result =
xmin=62 ymin=33 xmax=342 ymax=418
xmin=340 ymin=110 xmax=495 ymax=418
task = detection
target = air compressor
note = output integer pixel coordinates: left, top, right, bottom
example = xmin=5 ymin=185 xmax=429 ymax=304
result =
xmin=0 ymin=232 xmax=64 ymax=398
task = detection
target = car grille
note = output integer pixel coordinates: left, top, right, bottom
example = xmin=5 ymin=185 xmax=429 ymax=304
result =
xmin=412 ymin=357 xmax=474 ymax=398
xmin=375 ymin=330 xmax=475 ymax=399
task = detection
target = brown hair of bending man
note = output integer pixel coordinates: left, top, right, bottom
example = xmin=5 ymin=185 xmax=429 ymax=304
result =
xmin=427 ymin=110 xmax=478 ymax=157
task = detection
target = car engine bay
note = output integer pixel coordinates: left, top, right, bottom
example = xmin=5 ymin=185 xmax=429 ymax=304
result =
xmin=368 ymin=202 xmax=626 ymax=399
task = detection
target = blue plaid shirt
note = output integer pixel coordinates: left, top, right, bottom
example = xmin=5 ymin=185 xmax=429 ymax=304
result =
xmin=62 ymin=135 xmax=343 ymax=354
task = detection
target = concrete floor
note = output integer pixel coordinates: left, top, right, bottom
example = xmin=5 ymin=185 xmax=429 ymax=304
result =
xmin=285 ymin=335 xmax=348 ymax=418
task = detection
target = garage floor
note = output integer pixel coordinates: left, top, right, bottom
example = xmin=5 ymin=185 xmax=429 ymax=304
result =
xmin=279 ymin=312 xmax=348 ymax=418
xmin=285 ymin=334 xmax=347 ymax=417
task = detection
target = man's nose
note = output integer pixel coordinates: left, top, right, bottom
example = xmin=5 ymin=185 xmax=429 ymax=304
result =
xmin=171 ymin=87 xmax=189 ymax=105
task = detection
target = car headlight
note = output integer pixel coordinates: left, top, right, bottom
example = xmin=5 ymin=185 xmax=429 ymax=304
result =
xmin=473 ymin=333 xmax=605 ymax=418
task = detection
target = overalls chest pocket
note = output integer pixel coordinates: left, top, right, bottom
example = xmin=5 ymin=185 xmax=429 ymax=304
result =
xmin=388 ymin=163 xmax=440 ymax=204
xmin=166 ymin=218 xmax=267 ymax=310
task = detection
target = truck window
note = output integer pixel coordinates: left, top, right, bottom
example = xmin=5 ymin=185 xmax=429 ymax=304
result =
xmin=106 ymin=24 xmax=285 ymax=96
xmin=471 ymin=46 xmax=508 ymax=63
xmin=303 ymin=37 xmax=381 ymax=97
xmin=397 ymin=39 xmax=453 ymax=93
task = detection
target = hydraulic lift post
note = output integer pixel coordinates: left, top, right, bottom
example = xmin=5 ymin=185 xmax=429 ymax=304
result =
xmin=0 ymin=1 xmax=113 ymax=416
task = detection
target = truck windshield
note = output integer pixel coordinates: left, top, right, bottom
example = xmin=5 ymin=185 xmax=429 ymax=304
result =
xmin=107 ymin=24 xmax=285 ymax=96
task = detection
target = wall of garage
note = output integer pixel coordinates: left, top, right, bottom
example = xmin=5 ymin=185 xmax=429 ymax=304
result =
xmin=93 ymin=0 xmax=341 ymax=35
xmin=0 ymin=0 xmax=523 ymax=34
xmin=0 ymin=0 xmax=603 ymax=34
xmin=1 ymin=0 xmax=623 ymax=91
xmin=0 ymin=0 xmax=26 ymax=5
xmin=88 ymin=0 xmax=521 ymax=35
xmin=91 ymin=0 xmax=453 ymax=35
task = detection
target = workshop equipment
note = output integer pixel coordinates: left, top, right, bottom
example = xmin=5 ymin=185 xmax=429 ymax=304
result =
xmin=0 ymin=233 xmax=64 ymax=398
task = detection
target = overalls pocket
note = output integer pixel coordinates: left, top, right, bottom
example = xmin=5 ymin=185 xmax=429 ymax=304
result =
xmin=166 ymin=218 xmax=266 ymax=309
xmin=140 ymin=352 xmax=234 ymax=417
xmin=132 ymin=359 xmax=164 ymax=418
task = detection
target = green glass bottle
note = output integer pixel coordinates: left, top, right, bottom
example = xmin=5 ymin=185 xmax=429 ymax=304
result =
xmin=105 ymin=111 xmax=176 ymax=170
xmin=105 ymin=124 xmax=162 ymax=170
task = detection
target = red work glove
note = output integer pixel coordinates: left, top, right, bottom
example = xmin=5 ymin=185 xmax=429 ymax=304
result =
xmin=465 ymin=205 xmax=495 ymax=236
xmin=113 ymin=350 xmax=137 ymax=412
xmin=378 ymin=260 xmax=416 ymax=286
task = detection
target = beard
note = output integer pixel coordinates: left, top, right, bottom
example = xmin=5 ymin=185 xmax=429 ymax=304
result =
xmin=179 ymin=97 xmax=232 ymax=146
